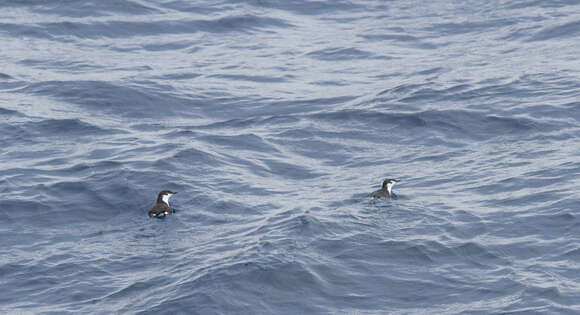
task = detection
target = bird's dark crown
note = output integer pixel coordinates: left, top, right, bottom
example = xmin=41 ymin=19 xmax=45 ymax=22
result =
xmin=158 ymin=190 xmax=176 ymax=196
xmin=382 ymin=179 xmax=399 ymax=188
xmin=156 ymin=190 xmax=177 ymax=203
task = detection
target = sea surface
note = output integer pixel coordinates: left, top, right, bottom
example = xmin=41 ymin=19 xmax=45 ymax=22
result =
xmin=1 ymin=1 xmax=580 ymax=314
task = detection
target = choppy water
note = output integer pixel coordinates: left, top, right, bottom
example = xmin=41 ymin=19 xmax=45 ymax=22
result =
xmin=1 ymin=1 xmax=580 ymax=314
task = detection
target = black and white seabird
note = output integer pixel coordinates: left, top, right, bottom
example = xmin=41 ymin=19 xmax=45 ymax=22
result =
xmin=371 ymin=179 xmax=399 ymax=198
xmin=148 ymin=190 xmax=177 ymax=217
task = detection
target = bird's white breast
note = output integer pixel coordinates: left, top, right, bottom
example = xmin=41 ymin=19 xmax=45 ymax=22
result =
xmin=162 ymin=194 xmax=172 ymax=205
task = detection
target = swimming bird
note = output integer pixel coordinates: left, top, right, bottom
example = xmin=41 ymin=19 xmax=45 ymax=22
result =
xmin=371 ymin=179 xmax=399 ymax=198
xmin=148 ymin=190 xmax=177 ymax=217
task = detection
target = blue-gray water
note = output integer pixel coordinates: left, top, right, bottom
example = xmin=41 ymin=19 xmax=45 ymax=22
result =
xmin=1 ymin=1 xmax=580 ymax=314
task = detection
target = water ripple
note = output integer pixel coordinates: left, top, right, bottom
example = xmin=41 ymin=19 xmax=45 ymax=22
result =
xmin=2 ymin=0 xmax=580 ymax=313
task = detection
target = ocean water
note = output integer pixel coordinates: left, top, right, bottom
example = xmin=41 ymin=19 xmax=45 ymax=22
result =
xmin=1 ymin=0 xmax=580 ymax=313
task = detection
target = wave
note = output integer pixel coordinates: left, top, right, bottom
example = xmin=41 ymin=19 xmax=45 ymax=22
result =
xmin=0 ymin=15 xmax=292 ymax=40
xmin=0 ymin=0 xmax=158 ymax=16
xmin=308 ymin=108 xmax=550 ymax=142
xmin=1 ymin=118 xmax=117 ymax=146
xmin=0 ymin=73 xmax=14 ymax=80
xmin=529 ymin=19 xmax=580 ymax=41
xmin=0 ymin=107 xmax=22 ymax=116
xmin=208 ymin=74 xmax=290 ymax=83
xmin=360 ymin=34 xmax=438 ymax=50
xmin=241 ymin=0 xmax=363 ymax=15
xmin=306 ymin=47 xmax=381 ymax=61
xmin=18 ymin=81 xmax=200 ymax=118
